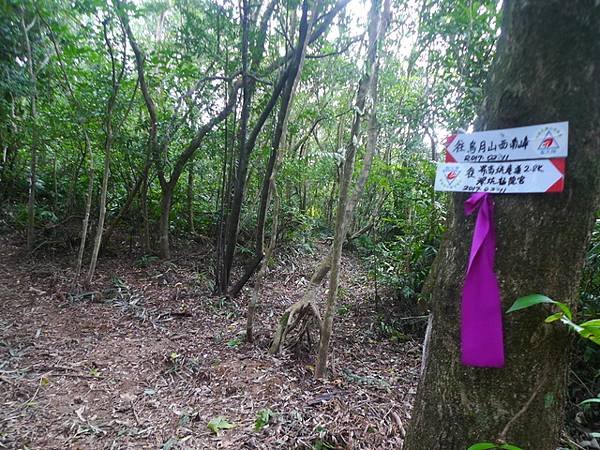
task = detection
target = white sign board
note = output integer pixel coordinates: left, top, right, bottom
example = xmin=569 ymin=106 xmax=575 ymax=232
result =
xmin=435 ymin=159 xmax=565 ymax=194
xmin=445 ymin=122 xmax=568 ymax=163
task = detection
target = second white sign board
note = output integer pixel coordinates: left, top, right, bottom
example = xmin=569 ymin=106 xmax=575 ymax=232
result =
xmin=445 ymin=122 xmax=568 ymax=163
xmin=435 ymin=159 xmax=565 ymax=193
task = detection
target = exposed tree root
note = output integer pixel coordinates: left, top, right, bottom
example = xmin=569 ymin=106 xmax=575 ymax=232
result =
xmin=269 ymin=257 xmax=330 ymax=354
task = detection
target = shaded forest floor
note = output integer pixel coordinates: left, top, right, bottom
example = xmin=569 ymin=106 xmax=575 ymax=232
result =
xmin=0 ymin=234 xmax=420 ymax=449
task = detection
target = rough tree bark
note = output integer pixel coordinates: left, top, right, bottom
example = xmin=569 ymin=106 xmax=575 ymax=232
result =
xmin=404 ymin=1 xmax=600 ymax=449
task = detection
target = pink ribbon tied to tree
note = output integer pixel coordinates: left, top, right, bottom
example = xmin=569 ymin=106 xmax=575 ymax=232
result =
xmin=461 ymin=192 xmax=505 ymax=368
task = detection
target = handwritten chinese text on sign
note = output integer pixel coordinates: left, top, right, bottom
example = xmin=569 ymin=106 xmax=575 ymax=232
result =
xmin=445 ymin=122 xmax=568 ymax=163
xmin=435 ymin=159 xmax=565 ymax=193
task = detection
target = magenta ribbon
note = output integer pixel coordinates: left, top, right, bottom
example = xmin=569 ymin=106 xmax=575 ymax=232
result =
xmin=461 ymin=193 xmax=505 ymax=368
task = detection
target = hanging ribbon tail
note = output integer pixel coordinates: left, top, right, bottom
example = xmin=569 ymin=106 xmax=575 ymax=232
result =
xmin=461 ymin=193 xmax=505 ymax=368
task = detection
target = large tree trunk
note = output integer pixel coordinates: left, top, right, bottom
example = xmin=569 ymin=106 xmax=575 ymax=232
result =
xmin=405 ymin=2 xmax=600 ymax=449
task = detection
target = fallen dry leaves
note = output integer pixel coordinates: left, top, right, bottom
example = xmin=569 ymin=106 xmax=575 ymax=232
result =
xmin=0 ymin=235 xmax=420 ymax=449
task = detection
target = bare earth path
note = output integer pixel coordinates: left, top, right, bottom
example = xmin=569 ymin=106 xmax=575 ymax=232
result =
xmin=0 ymin=235 xmax=420 ymax=449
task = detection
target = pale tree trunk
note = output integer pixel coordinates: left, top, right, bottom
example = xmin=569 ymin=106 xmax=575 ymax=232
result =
xmin=119 ymin=0 xmax=239 ymax=260
xmin=405 ymin=1 xmax=600 ymax=449
xmin=20 ymin=13 xmax=38 ymax=252
xmin=270 ymin=0 xmax=388 ymax=358
xmin=41 ymin=12 xmax=93 ymax=283
xmin=314 ymin=0 xmax=388 ymax=378
xmin=87 ymin=129 xmax=112 ymax=285
xmin=86 ymin=20 xmax=126 ymax=285
xmin=75 ymin=132 xmax=93 ymax=281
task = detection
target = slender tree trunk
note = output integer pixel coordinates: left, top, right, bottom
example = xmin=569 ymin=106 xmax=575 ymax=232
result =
xmin=220 ymin=62 xmax=294 ymax=291
xmin=269 ymin=3 xmax=388 ymax=353
xmin=158 ymin=184 xmax=174 ymax=259
xmin=187 ymin=159 xmax=195 ymax=234
xmin=104 ymin=155 xmax=151 ymax=241
xmin=315 ymin=0 xmax=387 ymax=378
xmin=228 ymin=0 xmax=315 ymax=298
xmin=220 ymin=0 xmax=256 ymax=291
xmin=75 ymin=132 xmax=93 ymax=281
xmin=217 ymin=0 xmax=350 ymax=292
xmin=215 ymin=91 xmax=232 ymax=292
xmin=141 ymin=174 xmax=151 ymax=252
xmin=87 ymin=131 xmax=112 ymax=284
xmin=405 ymin=2 xmax=600 ymax=449
xmin=20 ymin=13 xmax=38 ymax=252
xmin=86 ymin=19 xmax=126 ymax=285
xmin=219 ymin=0 xmax=334 ymax=293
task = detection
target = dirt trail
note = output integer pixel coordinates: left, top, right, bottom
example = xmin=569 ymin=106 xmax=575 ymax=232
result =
xmin=0 ymin=235 xmax=420 ymax=449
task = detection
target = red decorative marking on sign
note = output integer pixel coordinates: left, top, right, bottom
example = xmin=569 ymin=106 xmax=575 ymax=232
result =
xmin=446 ymin=171 xmax=458 ymax=181
xmin=546 ymin=158 xmax=566 ymax=192
xmin=541 ymin=137 xmax=554 ymax=148
xmin=444 ymin=134 xmax=457 ymax=162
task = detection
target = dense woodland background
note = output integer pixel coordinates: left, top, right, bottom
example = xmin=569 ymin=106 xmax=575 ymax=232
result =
xmin=1 ymin=0 xmax=600 ymax=448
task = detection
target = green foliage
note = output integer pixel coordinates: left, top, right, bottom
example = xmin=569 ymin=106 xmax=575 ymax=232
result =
xmin=357 ymin=153 xmax=445 ymax=340
xmin=134 ymin=254 xmax=159 ymax=268
xmin=226 ymin=338 xmax=241 ymax=348
xmin=468 ymin=444 xmax=522 ymax=450
xmin=508 ymin=289 xmax=600 ymax=438
xmin=207 ymin=416 xmax=235 ymax=434
xmin=507 ymin=294 xmax=600 ymax=345
xmin=507 ymin=294 xmax=572 ymax=319
xmin=254 ymin=408 xmax=275 ymax=431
